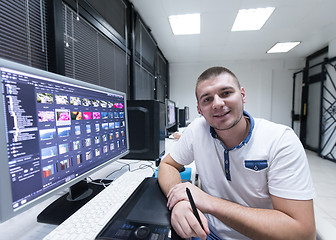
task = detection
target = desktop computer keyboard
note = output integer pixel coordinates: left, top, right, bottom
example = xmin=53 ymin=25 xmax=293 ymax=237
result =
xmin=43 ymin=169 xmax=154 ymax=240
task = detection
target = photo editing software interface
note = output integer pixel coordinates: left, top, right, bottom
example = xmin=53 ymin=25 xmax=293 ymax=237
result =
xmin=1 ymin=65 xmax=128 ymax=212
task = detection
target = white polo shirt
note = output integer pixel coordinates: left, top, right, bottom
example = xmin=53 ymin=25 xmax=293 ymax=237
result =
xmin=170 ymin=111 xmax=315 ymax=240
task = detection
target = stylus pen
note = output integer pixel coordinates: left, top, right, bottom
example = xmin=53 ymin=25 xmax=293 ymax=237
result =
xmin=186 ymin=187 xmax=204 ymax=230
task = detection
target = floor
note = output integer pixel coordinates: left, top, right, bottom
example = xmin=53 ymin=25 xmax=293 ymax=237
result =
xmin=306 ymin=150 xmax=336 ymax=239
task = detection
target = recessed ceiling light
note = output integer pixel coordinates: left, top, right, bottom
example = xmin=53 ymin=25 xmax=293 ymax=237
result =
xmin=168 ymin=13 xmax=200 ymax=35
xmin=231 ymin=7 xmax=275 ymax=31
xmin=267 ymin=42 xmax=301 ymax=53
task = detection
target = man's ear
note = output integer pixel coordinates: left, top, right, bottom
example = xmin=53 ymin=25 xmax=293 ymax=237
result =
xmin=197 ymin=103 xmax=202 ymax=115
xmin=241 ymin=87 xmax=246 ymax=104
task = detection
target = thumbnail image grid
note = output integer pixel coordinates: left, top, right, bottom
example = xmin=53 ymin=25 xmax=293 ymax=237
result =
xmin=37 ymin=91 xmax=127 ymax=179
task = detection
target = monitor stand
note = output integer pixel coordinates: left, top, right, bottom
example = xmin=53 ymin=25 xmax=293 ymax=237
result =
xmin=37 ymin=179 xmax=111 ymax=225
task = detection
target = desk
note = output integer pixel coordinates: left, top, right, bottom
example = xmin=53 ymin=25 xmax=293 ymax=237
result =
xmin=0 ymin=159 xmax=155 ymax=240
xmin=0 ymin=138 xmax=198 ymax=240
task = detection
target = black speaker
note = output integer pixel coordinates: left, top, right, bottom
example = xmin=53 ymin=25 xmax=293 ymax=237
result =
xmin=125 ymin=100 xmax=165 ymax=161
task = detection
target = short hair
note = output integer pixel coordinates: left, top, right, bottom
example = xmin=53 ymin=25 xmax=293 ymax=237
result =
xmin=195 ymin=66 xmax=241 ymax=100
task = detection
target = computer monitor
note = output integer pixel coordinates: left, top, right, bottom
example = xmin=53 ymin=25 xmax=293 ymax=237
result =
xmin=0 ymin=58 xmax=129 ymax=224
xmin=179 ymin=106 xmax=190 ymax=127
xmin=165 ymin=99 xmax=176 ymax=129
xmin=184 ymin=106 xmax=189 ymax=121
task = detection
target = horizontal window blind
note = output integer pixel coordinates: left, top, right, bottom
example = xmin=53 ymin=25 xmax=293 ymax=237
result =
xmin=63 ymin=3 xmax=128 ymax=93
xmin=0 ymin=0 xmax=49 ymax=70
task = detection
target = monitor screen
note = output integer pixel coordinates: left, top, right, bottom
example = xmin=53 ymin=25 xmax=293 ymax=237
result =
xmin=165 ymin=99 xmax=176 ymax=129
xmin=0 ymin=58 xmax=129 ymax=223
xmin=184 ymin=106 xmax=189 ymax=121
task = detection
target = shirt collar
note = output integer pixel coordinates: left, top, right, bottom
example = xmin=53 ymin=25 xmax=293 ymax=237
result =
xmin=209 ymin=110 xmax=255 ymax=150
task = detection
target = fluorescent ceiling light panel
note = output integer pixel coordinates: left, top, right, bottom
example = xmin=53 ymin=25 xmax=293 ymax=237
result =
xmin=168 ymin=13 xmax=200 ymax=35
xmin=267 ymin=42 xmax=301 ymax=53
xmin=231 ymin=7 xmax=275 ymax=31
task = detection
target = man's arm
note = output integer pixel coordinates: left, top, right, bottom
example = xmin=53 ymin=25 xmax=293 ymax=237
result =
xmin=167 ymin=183 xmax=316 ymax=240
xmin=157 ymin=153 xmax=184 ymax=196
xmin=157 ymin=154 xmax=210 ymax=240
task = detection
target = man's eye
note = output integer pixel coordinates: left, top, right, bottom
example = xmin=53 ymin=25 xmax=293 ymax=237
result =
xmin=220 ymin=91 xmax=231 ymax=97
xmin=203 ymin=97 xmax=211 ymax=103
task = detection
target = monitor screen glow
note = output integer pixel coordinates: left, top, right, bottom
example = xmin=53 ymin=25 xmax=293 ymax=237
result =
xmin=0 ymin=58 xmax=129 ymax=223
xmin=166 ymin=99 xmax=176 ymax=129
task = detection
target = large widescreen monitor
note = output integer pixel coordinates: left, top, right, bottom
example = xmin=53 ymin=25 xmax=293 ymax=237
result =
xmin=165 ymin=99 xmax=176 ymax=129
xmin=0 ymin=58 xmax=129 ymax=224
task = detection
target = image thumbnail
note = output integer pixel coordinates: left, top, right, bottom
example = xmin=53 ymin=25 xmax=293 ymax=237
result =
xmin=82 ymin=98 xmax=91 ymax=106
xmin=75 ymin=125 xmax=81 ymax=135
xmin=83 ymin=112 xmax=92 ymax=120
xmin=92 ymin=99 xmax=100 ymax=107
xmin=43 ymin=164 xmax=57 ymax=178
xmin=93 ymin=112 xmax=101 ymax=119
xmin=101 ymin=123 xmax=108 ymax=130
xmin=55 ymin=109 xmax=71 ymax=126
xmin=95 ymin=148 xmax=101 ymax=157
xmin=101 ymin=112 xmax=108 ymax=119
xmin=59 ymin=158 xmax=71 ymax=171
xmin=37 ymin=92 xmax=53 ymax=104
xmin=70 ymin=96 xmax=81 ymax=106
xmin=55 ymin=95 xmax=69 ymax=105
xmin=41 ymin=146 xmax=58 ymax=160
xmin=38 ymin=111 xmax=55 ymax=122
xmin=57 ymin=126 xmax=71 ymax=138
xmin=71 ymin=111 xmax=82 ymax=120
xmin=86 ymin=124 xmax=91 ymax=133
xmin=94 ymin=136 xmax=100 ymax=144
xmin=39 ymin=128 xmax=56 ymax=141
xmin=73 ymin=140 xmax=81 ymax=150
xmin=114 ymin=102 xmax=123 ymax=109
xmin=103 ymin=145 xmax=108 ymax=153
xmin=59 ymin=143 xmax=70 ymax=155
xmin=100 ymin=100 xmax=107 ymax=108
xmin=84 ymin=138 xmax=92 ymax=147
xmin=76 ymin=154 xmax=83 ymax=164
xmin=86 ymin=151 xmax=92 ymax=160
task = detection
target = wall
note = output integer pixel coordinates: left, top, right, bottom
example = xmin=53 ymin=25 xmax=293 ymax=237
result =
xmin=169 ymin=58 xmax=304 ymax=127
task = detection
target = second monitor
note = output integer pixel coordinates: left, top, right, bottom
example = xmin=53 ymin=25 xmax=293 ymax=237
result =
xmin=179 ymin=106 xmax=189 ymax=127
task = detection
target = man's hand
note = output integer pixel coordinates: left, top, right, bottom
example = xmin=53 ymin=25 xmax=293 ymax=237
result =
xmin=170 ymin=200 xmax=210 ymax=240
xmin=167 ymin=182 xmax=209 ymax=212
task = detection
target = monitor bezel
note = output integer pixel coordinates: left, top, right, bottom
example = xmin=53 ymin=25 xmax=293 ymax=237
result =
xmin=0 ymin=58 xmax=130 ymax=223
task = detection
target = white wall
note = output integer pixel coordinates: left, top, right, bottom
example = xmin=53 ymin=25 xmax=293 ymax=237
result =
xmin=169 ymin=58 xmax=305 ymax=127
xmin=328 ymin=38 xmax=336 ymax=57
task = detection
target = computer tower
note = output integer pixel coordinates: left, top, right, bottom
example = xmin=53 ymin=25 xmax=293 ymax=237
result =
xmin=179 ymin=108 xmax=186 ymax=127
xmin=125 ymin=100 xmax=165 ymax=161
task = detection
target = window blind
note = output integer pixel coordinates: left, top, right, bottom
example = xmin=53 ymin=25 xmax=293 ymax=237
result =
xmin=0 ymin=0 xmax=49 ymax=70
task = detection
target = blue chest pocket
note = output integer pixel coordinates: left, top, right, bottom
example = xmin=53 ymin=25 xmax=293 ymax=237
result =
xmin=244 ymin=160 xmax=268 ymax=171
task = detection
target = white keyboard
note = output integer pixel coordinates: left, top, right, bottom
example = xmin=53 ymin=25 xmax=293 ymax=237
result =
xmin=43 ymin=169 xmax=153 ymax=240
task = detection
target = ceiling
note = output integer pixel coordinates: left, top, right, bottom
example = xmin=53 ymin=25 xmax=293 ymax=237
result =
xmin=129 ymin=0 xmax=336 ymax=63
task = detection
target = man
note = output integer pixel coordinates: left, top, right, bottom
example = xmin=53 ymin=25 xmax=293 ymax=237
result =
xmin=157 ymin=67 xmax=316 ymax=240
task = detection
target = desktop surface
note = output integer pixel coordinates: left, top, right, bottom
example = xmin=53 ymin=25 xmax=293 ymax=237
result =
xmin=0 ymin=149 xmax=192 ymax=240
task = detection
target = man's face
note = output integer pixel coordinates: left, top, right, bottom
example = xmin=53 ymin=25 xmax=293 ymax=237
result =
xmin=196 ymin=73 xmax=246 ymax=131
